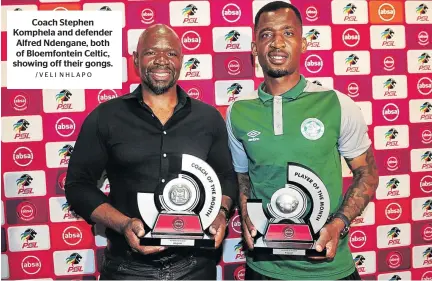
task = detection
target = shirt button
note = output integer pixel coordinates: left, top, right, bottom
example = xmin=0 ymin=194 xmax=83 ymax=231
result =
xmin=163 ymin=131 xmax=167 ymax=135
xmin=161 ymin=179 xmax=165 ymax=183
xmin=163 ymin=153 xmax=167 ymax=157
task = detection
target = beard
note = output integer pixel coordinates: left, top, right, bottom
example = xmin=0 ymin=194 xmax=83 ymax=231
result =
xmin=143 ymin=69 xmax=176 ymax=95
xmin=266 ymin=68 xmax=291 ymax=78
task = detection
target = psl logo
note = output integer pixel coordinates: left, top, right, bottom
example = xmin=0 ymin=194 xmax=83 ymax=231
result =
xmin=353 ymin=255 xmax=365 ymax=273
xmin=66 ymin=253 xmax=83 ymax=273
xmin=56 ymin=90 xmax=73 ymax=110
xmin=385 ymin=128 xmax=399 ymax=147
xmin=234 ymin=241 xmax=245 ymax=260
xmin=418 ymin=53 xmax=431 ymax=71
xmin=343 ymin=3 xmax=357 ymax=21
xmin=184 ymin=58 xmax=200 ymax=78
xmin=305 ymin=29 xmax=320 ymax=48
xmin=20 ymin=228 xmax=38 ymax=249
xmin=13 ymin=119 xmax=30 ymax=140
xmin=389 ymin=275 xmax=401 ymax=281
xmin=58 ymin=144 xmax=73 ymax=165
xmin=383 ymin=78 xmax=397 ymax=96
xmin=381 ymin=28 xmax=395 ymax=47
xmin=386 ymin=178 xmax=400 ymax=196
xmin=422 ymin=151 xmax=432 ymax=170
xmin=16 ymin=174 xmax=34 ymax=195
xmin=312 ymin=80 xmax=322 ymax=86
xmin=423 ymin=199 xmax=432 ymax=218
xmin=420 ymin=102 xmax=432 ymax=121
xmin=417 ymin=4 xmax=429 ymax=22
xmin=227 ymin=83 xmax=243 ymax=103
xmin=182 ymin=4 xmax=198 ymax=24
xmin=387 ymin=226 xmax=401 ymax=245
xmin=62 ymin=201 xmax=78 ymax=220
xmin=423 ymin=247 xmax=432 ymax=266
xmin=225 ymin=30 xmax=240 ymax=50
xmin=345 ymin=54 xmax=359 ymax=73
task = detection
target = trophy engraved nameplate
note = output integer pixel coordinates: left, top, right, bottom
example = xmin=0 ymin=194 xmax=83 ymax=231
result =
xmin=247 ymin=162 xmax=330 ymax=256
xmin=138 ymin=154 xmax=222 ymax=248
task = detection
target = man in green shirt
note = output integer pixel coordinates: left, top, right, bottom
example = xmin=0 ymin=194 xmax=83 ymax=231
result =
xmin=227 ymin=1 xmax=379 ymax=280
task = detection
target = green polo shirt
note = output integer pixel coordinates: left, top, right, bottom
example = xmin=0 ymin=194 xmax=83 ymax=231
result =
xmin=226 ymin=76 xmax=371 ymax=280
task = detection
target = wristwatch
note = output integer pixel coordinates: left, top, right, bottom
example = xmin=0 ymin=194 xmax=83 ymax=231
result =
xmin=219 ymin=206 xmax=231 ymax=224
xmin=327 ymin=212 xmax=350 ymax=239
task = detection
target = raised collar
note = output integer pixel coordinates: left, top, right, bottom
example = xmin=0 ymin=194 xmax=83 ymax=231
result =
xmin=258 ymin=75 xmax=307 ymax=103
xmin=123 ymin=84 xmax=190 ymax=108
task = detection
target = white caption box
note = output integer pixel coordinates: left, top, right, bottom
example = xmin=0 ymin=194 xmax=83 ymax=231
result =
xmin=7 ymin=11 xmax=122 ymax=89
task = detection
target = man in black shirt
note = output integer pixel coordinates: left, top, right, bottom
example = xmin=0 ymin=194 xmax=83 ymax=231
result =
xmin=64 ymin=24 xmax=237 ymax=280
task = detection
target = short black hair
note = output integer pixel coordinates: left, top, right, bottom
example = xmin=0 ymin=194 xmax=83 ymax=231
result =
xmin=254 ymin=1 xmax=303 ymax=31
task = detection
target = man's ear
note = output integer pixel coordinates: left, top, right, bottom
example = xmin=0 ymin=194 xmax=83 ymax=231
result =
xmin=133 ymin=52 xmax=138 ymax=68
xmin=301 ymin=37 xmax=307 ymax=54
xmin=251 ymin=41 xmax=258 ymax=57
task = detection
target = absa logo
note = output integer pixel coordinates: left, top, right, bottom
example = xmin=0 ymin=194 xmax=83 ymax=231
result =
xmin=225 ymin=57 xmax=242 ymax=76
xmin=63 ymin=226 xmax=83 ymax=246
xmin=182 ymin=31 xmax=201 ymax=51
xmin=386 ymin=251 xmax=403 ymax=269
xmin=13 ymin=147 xmax=34 ymax=167
xmin=141 ymin=8 xmax=155 ymax=24
xmin=382 ymin=103 xmax=400 ymax=121
xmin=98 ymin=89 xmax=117 ymax=103
xmin=11 ymin=92 xmax=29 ymax=111
xmin=222 ymin=3 xmax=241 ymax=23
xmin=421 ymin=175 xmax=432 ymax=193
xmin=379 ymin=3 xmax=396 ymax=22
xmin=21 ymin=255 xmax=42 ymax=275
xmin=342 ymin=28 xmax=360 ymax=47
xmin=305 ymin=6 xmax=319 ymax=22
xmin=304 ymin=54 xmax=323 ymax=73
xmin=349 ymin=230 xmax=367 ymax=248
xmin=55 ymin=117 xmax=76 ymax=138
xmin=385 ymin=202 xmax=402 ymax=221
xmin=186 ymin=87 xmax=201 ymax=100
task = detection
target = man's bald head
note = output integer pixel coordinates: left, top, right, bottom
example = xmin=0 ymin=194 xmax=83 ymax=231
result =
xmin=136 ymin=24 xmax=181 ymax=54
xmin=133 ymin=24 xmax=183 ymax=95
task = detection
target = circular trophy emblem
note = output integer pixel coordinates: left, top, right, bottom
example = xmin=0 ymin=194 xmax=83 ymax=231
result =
xmin=301 ymin=118 xmax=325 ymax=140
xmin=162 ymin=176 xmax=200 ymax=212
xmin=269 ymin=185 xmax=308 ymax=220
xmin=172 ymin=217 xmax=184 ymax=231
xmin=283 ymin=227 xmax=295 ymax=238
xmin=276 ymin=193 xmax=299 ymax=214
xmin=169 ymin=184 xmax=191 ymax=206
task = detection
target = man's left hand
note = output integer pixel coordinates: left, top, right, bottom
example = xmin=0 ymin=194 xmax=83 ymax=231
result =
xmin=309 ymin=218 xmax=345 ymax=260
xmin=209 ymin=211 xmax=228 ymax=249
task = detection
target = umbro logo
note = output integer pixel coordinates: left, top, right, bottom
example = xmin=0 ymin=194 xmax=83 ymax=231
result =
xmin=247 ymin=130 xmax=261 ymax=142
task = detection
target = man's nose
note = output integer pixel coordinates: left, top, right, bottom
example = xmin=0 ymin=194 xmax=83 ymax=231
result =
xmin=154 ymin=53 xmax=169 ymax=65
xmin=271 ymin=34 xmax=286 ymax=49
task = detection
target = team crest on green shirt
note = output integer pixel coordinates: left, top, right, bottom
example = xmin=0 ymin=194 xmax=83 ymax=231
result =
xmin=301 ymin=118 xmax=325 ymax=140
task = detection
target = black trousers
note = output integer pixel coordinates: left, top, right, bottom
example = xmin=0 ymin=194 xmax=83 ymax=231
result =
xmin=99 ymin=247 xmax=217 ymax=280
xmin=244 ymin=265 xmax=362 ymax=280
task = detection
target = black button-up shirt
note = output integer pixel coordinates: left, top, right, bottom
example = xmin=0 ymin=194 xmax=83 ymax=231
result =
xmin=64 ymin=84 xmax=237 ymax=252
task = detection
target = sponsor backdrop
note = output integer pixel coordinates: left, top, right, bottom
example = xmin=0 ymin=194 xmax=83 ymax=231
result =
xmin=1 ymin=0 xmax=432 ymax=280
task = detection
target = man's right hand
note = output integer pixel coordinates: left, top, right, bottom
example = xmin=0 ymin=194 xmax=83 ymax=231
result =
xmin=241 ymin=213 xmax=257 ymax=250
xmin=122 ymin=218 xmax=167 ymax=255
